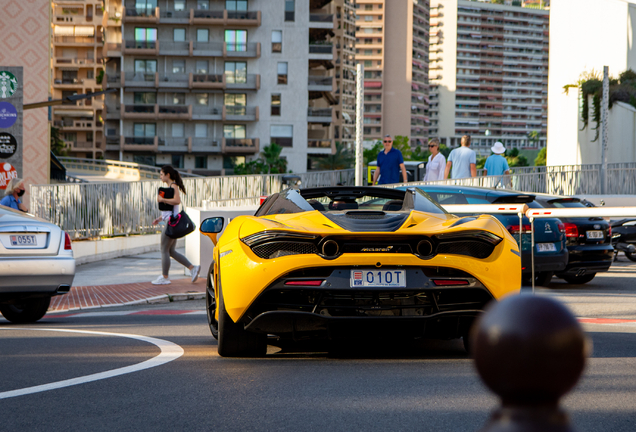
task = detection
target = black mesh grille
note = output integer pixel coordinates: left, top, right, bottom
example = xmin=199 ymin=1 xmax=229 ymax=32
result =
xmin=252 ymin=241 xmax=319 ymax=259
xmin=346 ymin=213 xmax=386 ymax=219
xmin=436 ymin=240 xmax=495 ymax=259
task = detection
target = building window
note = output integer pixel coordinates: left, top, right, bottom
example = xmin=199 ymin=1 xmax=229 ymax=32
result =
xmin=272 ymin=30 xmax=282 ymax=53
xmin=225 ymin=29 xmax=247 ymax=52
xmin=172 ymin=123 xmax=184 ymax=137
xmin=364 ymin=49 xmax=372 ymax=55
xmin=195 ymin=156 xmax=207 ymax=169
xmin=174 ymin=0 xmax=186 ymax=11
xmin=195 ymin=123 xmax=207 ymax=138
xmin=364 ymin=60 xmax=372 ymax=67
xmin=196 ymin=93 xmax=209 ymax=105
xmin=134 ymin=155 xmax=155 ymax=166
xmin=223 ymin=155 xmax=245 ymax=170
xmin=197 ymin=29 xmax=209 ymax=42
xmin=173 ymin=28 xmax=186 ymax=42
xmin=134 ymin=92 xmax=156 ymax=104
xmin=365 ymin=4 xmax=372 ymax=10
xmin=270 ymin=125 xmax=293 ymax=147
xmin=134 ymin=27 xmax=157 ymax=48
xmin=226 ymin=0 xmax=247 ymax=11
xmin=171 ymin=93 xmax=185 ymax=105
xmin=172 ymin=59 xmax=185 ymax=74
xmin=365 ymin=15 xmax=373 ymax=21
xmin=135 ymin=59 xmax=157 ymax=74
xmin=195 ymin=60 xmax=208 ymax=74
xmin=225 ymin=61 xmax=246 ymax=84
xmin=225 ymin=93 xmax=246 ymax=115
xmin=87 ymin=70 xmax=94 ymax=79
xmin=277 ymin=62 xmax=288 ymax=84
xmin=271 ymin=94 xmax=281 ymax=116
xmin=133 ymin=123 xmax=156 ymax=137
xmin=172 ymin=155 xmax=184 ymax=168
xmin=223 ymin=124 xmax=246 ymax=138
xmin=197 ymin=0 xmax=209 ymax=10
xmin=135 ymin=0 xmax=156 ymax=16
xmin=285 ymin=0 xmax=295 ymax=21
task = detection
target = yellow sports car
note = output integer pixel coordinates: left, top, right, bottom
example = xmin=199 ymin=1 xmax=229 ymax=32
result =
xmin=200 ymin=186 xmax=520 ymax=357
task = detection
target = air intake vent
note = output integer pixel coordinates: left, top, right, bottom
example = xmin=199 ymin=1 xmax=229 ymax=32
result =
xmin=436 ymin=240 xmax=495 ymax=259
xmin=252 ymin=241 xmax=319 ymax=259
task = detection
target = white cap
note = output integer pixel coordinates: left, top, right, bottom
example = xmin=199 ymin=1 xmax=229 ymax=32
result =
xmin=491 ymin=141 xmax=505 ymax=154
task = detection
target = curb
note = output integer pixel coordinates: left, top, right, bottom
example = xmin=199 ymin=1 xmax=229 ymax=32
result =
xmin=47 ymin=291 xmax=206 ymax=313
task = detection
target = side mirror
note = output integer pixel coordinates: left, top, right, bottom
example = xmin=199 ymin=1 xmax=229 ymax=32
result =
xmin=200 ymin=217 xmax=224 ymax=234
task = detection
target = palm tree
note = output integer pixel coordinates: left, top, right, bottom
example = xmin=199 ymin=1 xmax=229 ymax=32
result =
xmin=314 ymin=142 xmax=353 ymax=170
xmin=260 ymin=143 xmax=287 ymax=173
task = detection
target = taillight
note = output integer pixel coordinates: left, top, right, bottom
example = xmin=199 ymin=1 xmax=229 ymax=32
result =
xmin=506 ymin=224 xmax=531 ymax=234
xmin=64 ymin=232 xmax=72 ymax=250
xmin=563 ymin=223 xmax=578 ymax=238
xmin=432 ymin=279 xmax=469 ymax=286
xmin=608 ymin=226 xmax=612 ymax=237
xmin=558 ymin=223 xmax=565 ymax=233
xmin=284 ymin=280 xmax=324 ymax=286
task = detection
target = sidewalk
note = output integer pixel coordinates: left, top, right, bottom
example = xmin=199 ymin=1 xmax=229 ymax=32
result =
xmin=48 ymin=248 xmax=206 ymax=313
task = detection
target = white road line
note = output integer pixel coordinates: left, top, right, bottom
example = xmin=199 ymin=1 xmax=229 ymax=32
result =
xmin=0 ymin=328 xmax=184 ymax=400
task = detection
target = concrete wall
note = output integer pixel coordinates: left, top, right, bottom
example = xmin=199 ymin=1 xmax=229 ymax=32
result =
xmin=73 ymin=233 xmax=184 ymax=265
xmin=578 ymin=101 xmax=636 ymax=164
xmin=547 ymin=0 xmax=636 ymax=166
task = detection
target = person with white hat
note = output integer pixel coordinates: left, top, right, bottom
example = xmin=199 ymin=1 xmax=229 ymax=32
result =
xmin=484 ymin=141 xmax=510 ymax=187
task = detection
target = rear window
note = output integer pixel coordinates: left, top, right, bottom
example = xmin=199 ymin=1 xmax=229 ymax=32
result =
xmin=545 ymin=199 xmax=586 ymax=209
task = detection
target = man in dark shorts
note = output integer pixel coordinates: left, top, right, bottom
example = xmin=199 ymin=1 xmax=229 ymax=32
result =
xmin=372 ymin=135 xmax=408 ymax=185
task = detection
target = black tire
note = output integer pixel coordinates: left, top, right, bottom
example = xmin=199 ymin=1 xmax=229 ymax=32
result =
xmin=461 ymin=318 xmax=476 ymax=355
xmin=523 ymin=271 xmax=553 ymax=287
xmin=563 ymin=273 xmax=596 ymax=284
xmin=625 ymin=251 xmax=636 ymax=262
xmin=217 ymin=282 xmax=266 ymax=357
xmin=206 ymin=272 xmax=218 ymax=340
xmin=0 ymin=297 xmax=51 ymax=323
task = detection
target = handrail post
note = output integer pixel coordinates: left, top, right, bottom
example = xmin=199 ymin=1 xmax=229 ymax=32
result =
xmin=531 ymin=216 xmax=535 ymax=293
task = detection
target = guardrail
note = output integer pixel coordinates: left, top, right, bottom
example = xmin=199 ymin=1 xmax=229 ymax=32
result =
xmin=30 ymin=169 xmax=355 ymax=239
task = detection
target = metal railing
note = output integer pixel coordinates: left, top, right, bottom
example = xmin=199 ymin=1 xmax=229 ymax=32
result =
xmin=30 ymin=169 xmax=355 ymax=239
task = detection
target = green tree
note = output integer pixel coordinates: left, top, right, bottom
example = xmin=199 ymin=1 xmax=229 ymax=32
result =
xmin=261 ymin=142 xmax=287 ymax=173
xmin=392 ymin=135 xmax=412 ymax=159
xmin=315 ymin=142 xmax=354 ymax=170
xmin=505 ymin=148 xmax=529 ymax=167
xmin=534 ymin=147 xmax=547 ymax=166
xmin=50 ymin=125 xmax=67 ymax=156
xmin=476 ymin=156 xmax=487 ymax=170
xmin=363 ymin=141 xmax=383 ymax=165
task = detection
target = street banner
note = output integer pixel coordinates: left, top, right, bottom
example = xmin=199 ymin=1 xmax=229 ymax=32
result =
xmin=0 ymin=67 xmax=22 ymax=189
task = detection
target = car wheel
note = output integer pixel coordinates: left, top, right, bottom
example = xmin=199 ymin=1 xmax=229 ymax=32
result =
xmin=563 ymin=273 xmax=596 ymax=284
xmin=206 ymin=271 xmax=218 ymax=340
xmin=0 ymin=297 xmax=51 ymax=323
xmin=625 ymin=251 xmax=636 ymax=262
xmin=523 ymin=271 xmax=553 ymax=287
xmin=217 ymin=282 xmax=266 ymax=358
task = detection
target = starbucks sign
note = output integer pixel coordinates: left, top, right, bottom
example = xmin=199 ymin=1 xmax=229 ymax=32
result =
xmin=0 ymin=71 xmax=18 ymax=99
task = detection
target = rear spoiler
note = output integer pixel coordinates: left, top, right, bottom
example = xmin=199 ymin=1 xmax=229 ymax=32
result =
xmin=491 ymin=194 xmax=535 ymax=204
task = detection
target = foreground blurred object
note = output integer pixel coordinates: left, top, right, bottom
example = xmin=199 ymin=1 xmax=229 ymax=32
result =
xmin=473 ymin=294 xmax=587 ymax=432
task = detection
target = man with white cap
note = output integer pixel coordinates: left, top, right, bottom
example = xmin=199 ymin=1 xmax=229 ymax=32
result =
xmin=484 ymin=141 xmax=510 ymax=188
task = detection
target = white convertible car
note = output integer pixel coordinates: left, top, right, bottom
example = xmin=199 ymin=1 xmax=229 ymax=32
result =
xmin=0 ymin=205 xmax=75 ymax=323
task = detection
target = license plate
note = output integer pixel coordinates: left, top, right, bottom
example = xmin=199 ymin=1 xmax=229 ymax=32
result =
xmin=586 ymin=230 xmax=604 ymax=239
xmin=10 ymin=234 xmax=38 ymax=247
xmin=536 ymin=243 xmax=556 ymax=252
xmin=351 ymin=270 xmax=406 ymax=287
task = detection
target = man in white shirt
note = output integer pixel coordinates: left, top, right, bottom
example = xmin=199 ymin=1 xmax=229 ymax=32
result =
xmin=444 ymin=135 xmax=477 ymax=179
xmin=423 ymin=138 xmax=446 ymax=181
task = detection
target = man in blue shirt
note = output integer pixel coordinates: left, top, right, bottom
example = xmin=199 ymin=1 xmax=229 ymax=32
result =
xmin=445 ymin=135 xmax=477 ymax=179
xmin=483 ymin=141 xmax=511 ymax=188
xmin=372 ymin=135 xmax=408 ymax=185
xmin=0 ymin=178 xmax=28 ymax=212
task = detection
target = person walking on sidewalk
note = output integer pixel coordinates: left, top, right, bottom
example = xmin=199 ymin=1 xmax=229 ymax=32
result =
xmin=372 ymin=135 xmax=408 ymax=185
xmin=483 ymin=141 xmax=510 ymax=188
xmin=444 ymin=135 xmax=477 ymax=179
xmin=423 ymin=138 xmax=446 ymax=182
xmin=151 ymin=165 xmax=200 ymax=285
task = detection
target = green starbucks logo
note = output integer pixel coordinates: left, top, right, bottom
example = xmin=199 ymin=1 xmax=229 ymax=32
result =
xmin=0 ymin=71 xmax=18 ymax=99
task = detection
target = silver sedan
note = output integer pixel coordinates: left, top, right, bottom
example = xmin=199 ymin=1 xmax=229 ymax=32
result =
xmin=0 ymin=205 xmax=75 ymax=323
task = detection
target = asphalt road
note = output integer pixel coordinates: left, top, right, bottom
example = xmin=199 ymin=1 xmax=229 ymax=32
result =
xmin=2 ymin=261 xmax=636 ymax=431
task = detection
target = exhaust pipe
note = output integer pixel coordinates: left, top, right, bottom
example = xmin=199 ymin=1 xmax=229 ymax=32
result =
xmin=56 ymin=285 xmax=71 ymax=294
xmin=321 ymin=240 xmax=339 ymax=257
xmin=416 ymin=239 xmax=434 ymax=257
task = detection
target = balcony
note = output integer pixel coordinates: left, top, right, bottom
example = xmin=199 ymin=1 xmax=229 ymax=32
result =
xmin=308 ymin=140 xmax=333 ymax=149
xmin=191 ymin=9 xmax=261 ymax=26
xmin=54 ymin=56 xmax=101 ymax=67
xmin=159 ymin=9 xmax=190 ymax=24
xmin=123 ymin=40 xmax=159 ymax=55
xmin=222 ymin=137 xmax=259 ymax=154
xmin=158 ymin=41 xmax=189 ymax=56
xmin=191 ymin=9 xmax=224 ymax=24
xmin=157 ymin=73 xmax=189 ymax=89
xmin=225 ymin=74 xmax=260 ymax=91
xmin=122 ymin=104 xmax=156 ymax=120
xmin=122 ymin=136 xmax=159 ymax=151
xmin=309 ymin=44 xmax=334 ymax=60
xmin=105 ymin=103 xmax=120 ymax=120
xmin=191 ymin=137 xmax=222 ymax=153
xmin=308 ymin=76 xmax=333 ymax=92
xmin=224 ymin=105 xmax=258 ymax=122
xmin=308 ymin=107 xmax=333 ymax=123
xmin=54 ymin=36 xmax=98 ymax=45
xmin=192 ymin=41 xmax=224 ymax=57
xmin=309 ymin=13 xmax=334 ymax=29
xmin=159 ymin=137 xmax=189 ymax=153
xmin=65 ymin=141 xmax=98 ymax=151
xmin=123 ymin=71 xmax=157 ymax=87
xmin=224 ymin=42 xmax=261 ymax=58
xmin=105 ymin=73 xmax=122 ymax=88
xmin=54 ymin=120 xmax=95 ymax=130
xmin=123 ymin=7 xmax=159 ymax=23
xmin=190 ymin=73 xmax=225 ymax=89
xmin=158 ymin=105 xmax=192 ymax=120
xmin=104 ymin=42 xmax=122 ymax=58
xmin=192 ymin=105 xmax=223 ymax=121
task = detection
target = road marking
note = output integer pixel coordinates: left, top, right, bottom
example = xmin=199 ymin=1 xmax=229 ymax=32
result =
xmin=0 ymin=328 xmax=184 ymax=400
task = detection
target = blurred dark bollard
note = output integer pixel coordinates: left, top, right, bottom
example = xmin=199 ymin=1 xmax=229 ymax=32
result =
xmin=473 ymin=294 xmax=589 ymax=432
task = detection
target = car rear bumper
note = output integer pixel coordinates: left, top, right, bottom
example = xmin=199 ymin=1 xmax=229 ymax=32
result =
xmin=522 ymin=250 xmax=568 ymax=274
xmin=0 ymin=256 xmax=75 ymax=296
xmin=559 ymin=244 xmax=614 ymax=275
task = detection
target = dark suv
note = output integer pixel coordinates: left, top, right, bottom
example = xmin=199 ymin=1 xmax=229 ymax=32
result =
xmin=400 ymin=185 xmax=568 ymax=286
xmin=532 ymin=196 xmax=613 ymax=284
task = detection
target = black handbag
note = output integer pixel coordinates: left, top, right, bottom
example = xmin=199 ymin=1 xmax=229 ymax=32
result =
xmin=165 ymin=210 xmax=196 ymax=239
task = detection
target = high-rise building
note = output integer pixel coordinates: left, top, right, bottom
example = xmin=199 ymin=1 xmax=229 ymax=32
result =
xmin=51 ymin=0 xmax=105 ymax=158
xmin=101 ymin=0 xmax=354 ymax=175
xmin=429 ymin=0 xmax=549 ymax=154
xmin=355 ymin=0 xmax=430 ymax=147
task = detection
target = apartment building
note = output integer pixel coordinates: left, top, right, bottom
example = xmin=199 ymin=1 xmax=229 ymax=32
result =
xmin=51 ymin=0 xmax=105 ymax=158
xmin=101 ymin=0 xmax=354 ymax=175
xmin=355 ymin=0 xmax=430 ymax=147
xmin=429 ymin=0 xmax=549 ymax=154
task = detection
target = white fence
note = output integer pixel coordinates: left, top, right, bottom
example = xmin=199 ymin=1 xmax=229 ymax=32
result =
xmin=31 ymin=169 xmax=355 ymax=239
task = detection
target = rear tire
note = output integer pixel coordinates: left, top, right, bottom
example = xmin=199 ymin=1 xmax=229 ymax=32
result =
xmin=625 ymin=251 xmax=636 ymax=262
xmin=206 ymin=272 xmax=218 ymax=340
xmin=563 ymin=273 xmax=596 ymax=284
xmin=217 ymin=283 xmax=266 ymax=357
xmin=0 ymin=297 xmax=51 ymax=323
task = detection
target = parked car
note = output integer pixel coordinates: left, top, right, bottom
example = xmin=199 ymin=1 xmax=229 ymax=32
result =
xmin=609 ymin=219 xmax=636 ymax=261
xmin=0 ymin=205 xmax=75 ymax=323
xmin=200 ymin=186 xmax=521 ymax=356
xmin=532 ymin=196 xmax=613 ymax=284
xmin=400 ymin=185 xmax=568 ymax=286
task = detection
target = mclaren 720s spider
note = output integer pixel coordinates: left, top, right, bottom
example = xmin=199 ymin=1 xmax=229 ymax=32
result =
xmin=200 ymin=186 xmax=520 ymax=357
